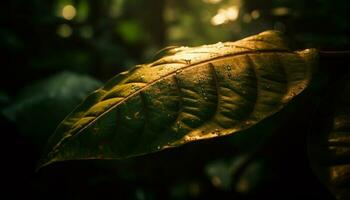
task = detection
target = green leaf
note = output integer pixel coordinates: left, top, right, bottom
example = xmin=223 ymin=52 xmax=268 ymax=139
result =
xmin=2 ymin=72 xmax=102 ymax=148
xmin=39 ymin=30 xmax=318 ymax=168
xmin=308 ymin=76 xmax=350 ymax=200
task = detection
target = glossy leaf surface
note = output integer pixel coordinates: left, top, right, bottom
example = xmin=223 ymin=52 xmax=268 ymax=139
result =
xmin=40 ymin=31 xmax=318 ymax=168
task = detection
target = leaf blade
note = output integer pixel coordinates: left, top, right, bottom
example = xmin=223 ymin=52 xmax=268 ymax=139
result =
xmin=40 ymin=30 xmax=318 ymax=168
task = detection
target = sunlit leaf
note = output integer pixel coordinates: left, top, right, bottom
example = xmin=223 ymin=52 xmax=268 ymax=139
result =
xmin=39 ymin=31 xmax=318 ymax=168
xmin=308 ymin=76 xmax=350 ymax=200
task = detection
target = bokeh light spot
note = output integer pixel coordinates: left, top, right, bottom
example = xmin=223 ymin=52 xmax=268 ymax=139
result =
xmin=211 ymin=6 xmax=239 ymax=26
xmin=271 ymin=7 xmax=290 ymax=16
xmin=251 ymin=10 xmax=260 ymax=19
xmin=57 ymin=24 xmax=72 ymax=38
xmin=202 ymin=0 xmax=222 ymax=4
xmin=62 ymin=5 xmax=76 ymax=20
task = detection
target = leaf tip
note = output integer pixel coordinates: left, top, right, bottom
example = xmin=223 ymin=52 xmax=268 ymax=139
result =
xmin=35 ymin=157 xmax=56 ymax=172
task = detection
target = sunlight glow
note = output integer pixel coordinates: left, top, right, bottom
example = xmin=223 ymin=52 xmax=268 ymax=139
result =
xmin=211 ymin=6 xmax=239 ymax=26
xmin=271 ymin=7 xmax=290 ymax=16
xmin=62 ymin=5 xmax=76 ymax=20
xmin=202 ymin=0 xmax=222 ymax=4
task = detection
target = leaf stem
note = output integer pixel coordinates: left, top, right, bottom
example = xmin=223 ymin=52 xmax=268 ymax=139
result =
xmin=319 ymin=50 xmax=350 ymax=60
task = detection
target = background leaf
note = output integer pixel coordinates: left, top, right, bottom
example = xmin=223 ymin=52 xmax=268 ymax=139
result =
xmin=308 ymin=75 xmax=350 ymax=200
xmin=205 ymin=155 xmax=266 ymax=193
xmin=2 ymin=71 xmax=102 ymax=149
xmin=40 ymin=31 xmax=318 ymax=168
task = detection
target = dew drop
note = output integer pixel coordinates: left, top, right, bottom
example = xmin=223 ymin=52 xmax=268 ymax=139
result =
xmin=131 ymin=85 xmax=140 ymax=91
xmin=176 ymin=121 xmax=182 ymax=129
xmin=157 ymin=146 xmax=161 ymax=150
xmin=184 ymin=59 xmax=191 ymax=64
xmin=216 ymin=42 xmax=224 ymax=48
xmin=226 ymin=65 xmax=232 ymax=71
xmin=125 ymin=116 xmax=132 ymax=120
xmin=184 ymin=135 xmax=191 ymax=141
xmin=213 ymin=128 xmax=221 ymax=135
xmin=202 ymin=90 xmax=207 ymax=98
xmin=228 ymin=73 xmax=233 ymax=80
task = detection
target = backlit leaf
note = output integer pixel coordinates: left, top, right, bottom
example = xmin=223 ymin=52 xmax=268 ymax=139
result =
xmin=40 ymin=31 xmax=318 ymax=168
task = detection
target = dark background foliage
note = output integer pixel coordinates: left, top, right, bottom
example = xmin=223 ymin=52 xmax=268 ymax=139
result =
xmin=1 ymin=0 xmax=349 ymax=199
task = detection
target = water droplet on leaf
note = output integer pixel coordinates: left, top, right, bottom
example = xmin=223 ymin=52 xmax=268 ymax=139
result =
xmin=184 ymin=59 xmax=191 ymax=64
xmin=228 ymin=73 xmax=233 ymax=80
xmin=213 ymin=128 xmax=221 ymax=135
xmin=131 ymin=85 xmax=140 ymax=91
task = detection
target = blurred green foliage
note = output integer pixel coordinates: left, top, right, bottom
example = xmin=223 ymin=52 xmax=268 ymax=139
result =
xmin=1 ymin=0 xmax=349 ymax=199
xmin=2 ymin=72 xmax=101 ymax=149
